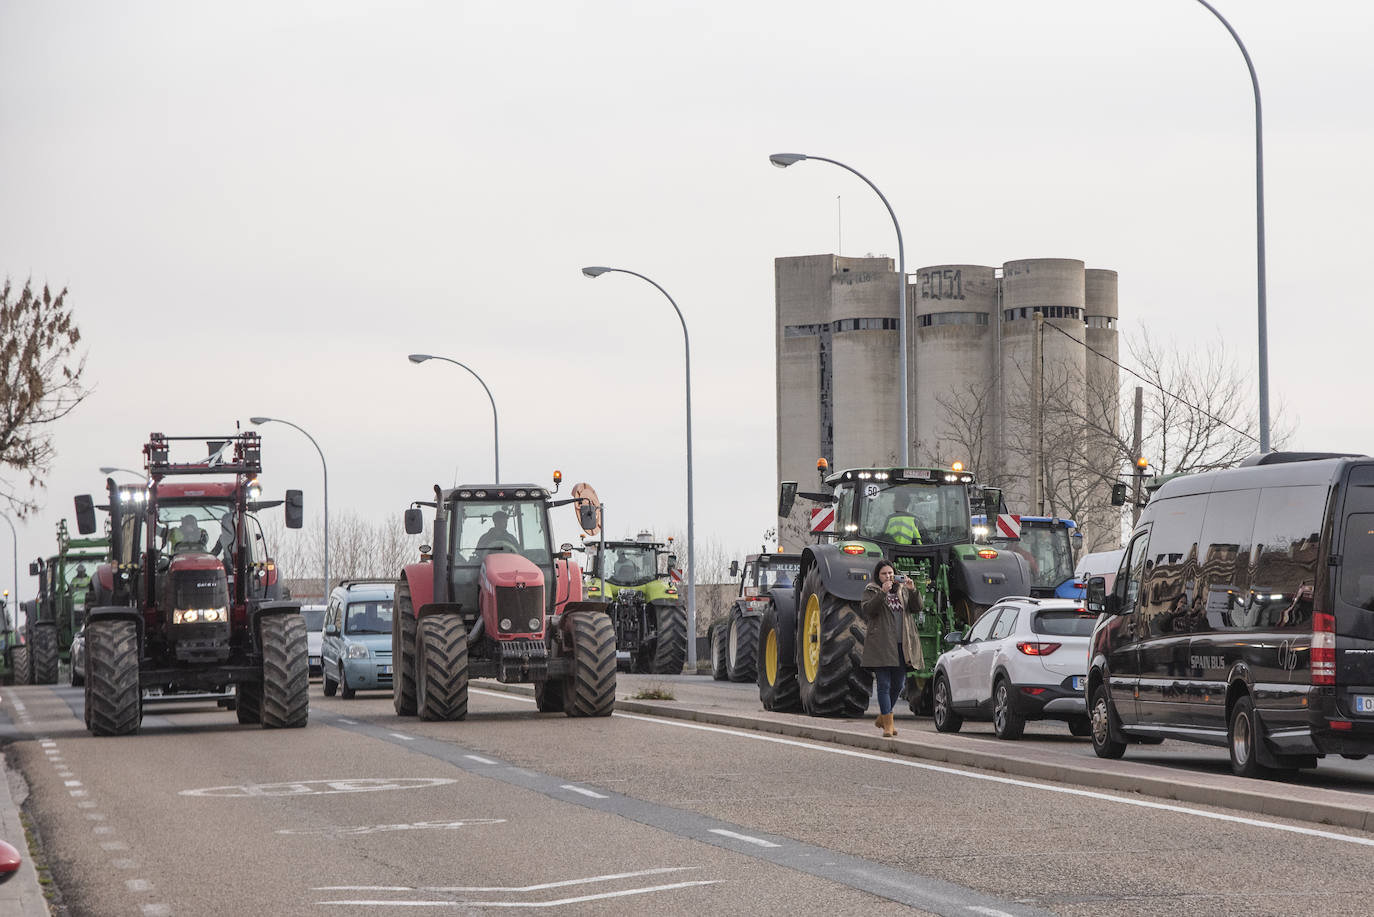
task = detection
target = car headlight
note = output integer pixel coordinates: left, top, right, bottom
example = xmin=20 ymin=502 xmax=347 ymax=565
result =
xmin=173 ymin=607 xmax=228 ymax=624
xmin=346 ymin=643 xmax=370 ymax=658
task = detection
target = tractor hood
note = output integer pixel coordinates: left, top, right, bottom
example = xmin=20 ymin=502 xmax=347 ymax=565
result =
xmin=481 ymin=552 xmax=545 ymax=590
xmin=168 ymin=552 xmax=223 ymax=575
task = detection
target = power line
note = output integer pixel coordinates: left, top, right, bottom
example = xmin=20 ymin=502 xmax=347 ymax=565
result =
xmin=1039 ymin=317 xmax=1260 ymax=446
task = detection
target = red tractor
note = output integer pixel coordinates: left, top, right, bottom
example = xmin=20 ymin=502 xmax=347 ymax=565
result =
xmin=73 ymin=432 xmax=308 ymax=736
xmin=394 ymin=474 xmax=616 ymax=720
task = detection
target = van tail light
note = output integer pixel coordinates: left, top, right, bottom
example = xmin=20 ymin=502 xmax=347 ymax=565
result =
xmin=1312 ymin=612 xmax=1336 ymax=686
xmin=1016 ymin=642 xmax=1060 ymax=656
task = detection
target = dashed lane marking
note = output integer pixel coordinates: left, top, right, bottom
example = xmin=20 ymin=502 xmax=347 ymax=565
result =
xmin=317 ymin=866 xmax=699 ymax=893
xmin=709 ymin=829 xmax=781 ymax=848
xmin=388 ymin=733 xmax=416 ymax=741
xmin=320 ymin=879 xmax=723 ymax=908
xmin=560 ymin=785 xmax=608 ymax=800
xmin=464 ymin=755 xmax=497 ymax=765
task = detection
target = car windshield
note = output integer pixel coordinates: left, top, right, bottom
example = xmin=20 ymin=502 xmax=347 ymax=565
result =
xmin=301 ymin=608 xmax=325 ymax=632
xmin=599 ymin=545 xmax=657 ymax=585
xmin=1033 ymin=608 xmax=1097 ymax=637
xmin=345 ymin=600 xmax=393 ymax=635
xmin=994 ymin=525 xmax=1075 ymax=588
xmin=453 ymin=501 xmax=550 ymax=563
xmin=850 ymin=481 xmax=971 ymax=545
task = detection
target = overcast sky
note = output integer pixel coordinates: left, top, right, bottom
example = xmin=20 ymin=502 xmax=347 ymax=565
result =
xmin=2 ymin=0 xmax=1371 ymax=601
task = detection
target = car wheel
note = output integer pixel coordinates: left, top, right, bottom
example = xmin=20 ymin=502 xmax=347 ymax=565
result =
xmin=1090 ymin=684 xmax=1127 ymax=759
xmin=932 ymin=673 xmax=962 ymax=733
xmin=340 ymin=665 xmax=356 ymax=700
xmin=1067 ymin=715 xmax=1092 ymax=738
xmin=992 ymin=678 xmax=1025 ymax=740
xmin=322 ymin=667 xmax=337 ymax=697
xmin=1228 ymin=695 xmax=1270 ymax=779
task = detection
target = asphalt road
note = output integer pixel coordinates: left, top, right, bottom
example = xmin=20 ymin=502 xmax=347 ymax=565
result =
xmin=2 ymin=677 xmax=1373 ymax=917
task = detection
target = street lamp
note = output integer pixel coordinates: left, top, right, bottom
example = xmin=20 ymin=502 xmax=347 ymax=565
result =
xmin=770 ymin=152 xmax=910 ymax=465
xmin=1193 ymin=0 xmax=1269 ymax=452
xmin=408 ymin=354 xmax=500 ymax=483
xmin=581 ymin=266 xmax=698 ymax=669
xmin=0 ymin=514 xmax=16 ymax=635
xmin=99 ymin=466 xmax=142 ymax=477
xmin=250 ymin=417 xmax=329 ymax=600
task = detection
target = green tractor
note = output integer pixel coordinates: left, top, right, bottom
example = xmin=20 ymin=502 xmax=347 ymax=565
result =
xmin=1 ymin=592 xmax=20 ymax=684
xmin=760 ymin=464 xmax=1032 ymax=717
xmin=583 ymin=533 xmax=688 ymax=674
xmin=17 ymin=520 xmax=111 ymax=686
xmin=710 ymin=551 xmax=801 ymax=683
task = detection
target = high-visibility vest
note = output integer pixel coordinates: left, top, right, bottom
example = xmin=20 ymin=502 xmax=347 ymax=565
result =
xmin=884 ymin=513 xmax=922 ymax=545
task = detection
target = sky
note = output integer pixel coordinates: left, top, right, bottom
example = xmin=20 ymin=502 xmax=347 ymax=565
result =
xmin=2 ymin=0 xmax=1372 ymax=605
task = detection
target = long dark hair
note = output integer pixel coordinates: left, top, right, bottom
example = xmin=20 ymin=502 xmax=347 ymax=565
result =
xmin=873 ymin=560 xmax=894 ymax=580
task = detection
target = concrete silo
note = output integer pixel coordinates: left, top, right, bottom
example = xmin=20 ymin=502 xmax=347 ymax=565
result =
xmin=829 ymin=264 xmax=903 ymax=470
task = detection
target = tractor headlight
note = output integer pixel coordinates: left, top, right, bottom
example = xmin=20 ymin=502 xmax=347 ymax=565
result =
xmin=527 ymin=617 xmax=540 ymax=631
xmin=346 ymin=643 xmax=370 ymax=658
xmin=500 ymin=618 xmax=512 ymax=631
xmin=173 ymin=607 xmax=227 ymax=624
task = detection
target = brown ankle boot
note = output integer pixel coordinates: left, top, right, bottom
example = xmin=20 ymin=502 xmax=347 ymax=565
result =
xmin=882 ymin=713 xmax=896 ymax=738
xmin=889 ymin=713 xmax=899 ymax=736
xmin=874 ymin=714 xmax=884 ymax=730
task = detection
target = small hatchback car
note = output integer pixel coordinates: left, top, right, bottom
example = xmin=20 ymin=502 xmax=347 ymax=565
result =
xmin=931 ymin=598 xmax=1098 ymax=739
xmin=321 ymin=580 xmax=395 ymax=699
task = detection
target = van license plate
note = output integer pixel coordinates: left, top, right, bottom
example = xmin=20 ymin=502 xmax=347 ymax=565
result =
xmin=1354 ymin=695 xmax=1374 ymax=714
xmin=380 ymin=665 xmax=392 ymax=675
xmin=1072 ymin=676 xmax=1084 ymax=692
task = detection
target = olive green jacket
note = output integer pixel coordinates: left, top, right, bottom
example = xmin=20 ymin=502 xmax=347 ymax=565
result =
xmin=859 ymin=582 xmax=925 ymax=670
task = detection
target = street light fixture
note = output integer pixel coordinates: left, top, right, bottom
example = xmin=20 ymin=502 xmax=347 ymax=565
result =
xmin=770 ymin=152 xmax=910 ymax=465
xmin=407 ymin=354 xmax=501 ymax=483
xmin=250 ymin=416 xmax=330 ymax=600
xmin=99 ymin=466 xmax=142 ymax=477
xmin=0 ymin=513 xmax=16 ymax=636
xmin=581 ymin=265 xmax=698 ymax=669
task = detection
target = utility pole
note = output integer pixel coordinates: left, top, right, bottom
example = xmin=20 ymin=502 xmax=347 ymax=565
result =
xmin=1130 ymin=386 xmax=1145 ymax=526
xmin=1032 ymin=312 xmax=1045 ymax=514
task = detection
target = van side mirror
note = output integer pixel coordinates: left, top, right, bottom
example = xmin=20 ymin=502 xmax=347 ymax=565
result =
xmin=778 ymin=481 xmax=798 ymax=518
xmin=404 ymin=508 xmax=424 ymax=536
xmin=1085 ymin=576 xmax=1109 ymax=614
xmin=75 ymin=495 xmax=97 ymax=535
xmin=284 ymin=489 xmax=304 ymax=529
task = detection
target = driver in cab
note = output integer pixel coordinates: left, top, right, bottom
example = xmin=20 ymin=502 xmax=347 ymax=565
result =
xmin=476 ymin=510 xmax=521 ymax=553
xmin=883 ymin=492 xmax=923 ymax=545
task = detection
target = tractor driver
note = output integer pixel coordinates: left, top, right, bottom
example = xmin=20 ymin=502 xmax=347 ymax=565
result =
xmin=168 ymin=514 xmax=208 ymax=554
xmin=882 ymin=491 xmax=923 ymax=546
xmin=476 ymin=510 xmax=522 ymax=553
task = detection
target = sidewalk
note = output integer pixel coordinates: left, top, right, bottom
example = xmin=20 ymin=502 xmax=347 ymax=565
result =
xmin=1 ymin=721 xmax=51 ymax=916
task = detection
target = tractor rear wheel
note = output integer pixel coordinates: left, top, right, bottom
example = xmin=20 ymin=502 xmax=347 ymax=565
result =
xmin=727 ymin=613 xmax=760 ymax=683
xmin=563 ymin=611 xmax=615 ymax=717
xmin=32 ymin=623 xmax=59 ymax=685
xmin=11 ymin=644 xmax=31 ymax=685
xmin=237 ymin=683 xmax=262 ymax=724
xmin=417 ymin=613 xmax=468 ymax=721
xmin=757 ymin=603 xmax=800 ymax=712
xmin=534 ymin=677 xmax=565 ymax=713
xmin=261 ymin=614 xmax=309 ymax=728
xmin=709 ymin=623 xmax=729 ymax=681
xmin=86 ymin=619 xmax=141 ymax=736
xmin=649 ymin=603 xmax=687 ymax=675
xmin=797 ymin=569 xmax=869 ymax=718
xmin=393 ymin=581 xmax=418 ymax=716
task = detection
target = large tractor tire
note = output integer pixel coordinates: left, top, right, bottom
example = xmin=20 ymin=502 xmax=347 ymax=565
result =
xmin=534 ymin=677 xmax=565 ymax=713
xmin=757 ymin=603 xmax=800 ymax=713
xmin=649 ymin=603 xmax=687 ymax=675
xmin=417 ymin=613 xmax=468 ymax=721
xmin=710 ymin=623 xmax=729 ymax=681
xmin=237 ymin=682 xmax=263 ymax=725
xmin=727 ymin=613 xmax=760 ymax=683
xmin=393 ymin=580 xmax=418 ymax=716
xmin=32 ymin=624 xmax=59 ymax=685
xmin=11 ymin=644 xmax=31 ymax=686
xmin=563 ymin=611 xmax=615 ymax=717
xmin=261 ymin=614 xmax=309 ymax=729
xmin=86 ymin=619 xmax=141 ymax=736
xmin=797 ymin=568 xmax=869 ymax=718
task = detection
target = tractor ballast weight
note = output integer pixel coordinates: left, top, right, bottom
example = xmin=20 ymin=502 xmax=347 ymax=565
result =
xmin=72 ymin=432 xmax=309 ymax=736
xmin=710 ymin=551 xmax=801 ymax=683
xmin=760 ymin=465 xmax=1032 ymax=718
xmin=582 ymin=534 xmax=687 ymax=674
xmin=393 ymin=477 xmax=616 ymax=721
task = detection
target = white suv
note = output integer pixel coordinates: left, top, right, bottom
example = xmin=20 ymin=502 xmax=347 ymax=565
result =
xmin=931 ymin=598 xmax=1097 ymax=739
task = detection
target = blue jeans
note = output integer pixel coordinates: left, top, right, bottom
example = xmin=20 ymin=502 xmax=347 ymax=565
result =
xmin=872 ymin=660 xmax=906 ymax=716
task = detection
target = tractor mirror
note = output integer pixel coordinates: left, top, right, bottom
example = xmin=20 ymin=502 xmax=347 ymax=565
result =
xmin=404 ymin=508 xmax=424 ymax=535
xmin=284 ymin=489 xmax=304 ymax=529
xmin=28 ymin=562 xmax=39 ymax=576
xmin=729 ymin=560 xmax=739 ymax=578
xmin=577 ymin=503 xmax=598 ymax=532
xmin=74 ymin=494 xmax=97 ymax=534
xmin=980 ymin=487 xmax=1003 ymax=516
xmin=778 ymin=481 xmax=798 ymax=518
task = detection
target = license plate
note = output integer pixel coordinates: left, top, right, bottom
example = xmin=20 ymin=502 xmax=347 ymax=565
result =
xmin=380 ymin=665 xmax=392 ymax=675
xmin=1072 ymin=676 xmax=1084 ymax=692
xmin=1355 ymin=695 xmax=1374 ymax=714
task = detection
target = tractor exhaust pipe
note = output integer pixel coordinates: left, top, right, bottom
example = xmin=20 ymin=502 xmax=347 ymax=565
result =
xmin=431 ymin=485 xmax=448 ymax=605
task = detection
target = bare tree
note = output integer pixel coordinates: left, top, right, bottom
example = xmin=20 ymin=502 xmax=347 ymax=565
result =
xmin=1 ymin=279 xmax=89 ymax=516
xmin=261 ymin=511 xmax=421 ymax=600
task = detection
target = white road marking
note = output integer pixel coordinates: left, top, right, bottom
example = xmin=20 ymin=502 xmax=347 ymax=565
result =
xmin=559 ymin=784 xmax=608 ymax=800
xmin=321 ymin=880 xmax=721 ymax=908
xmin=111 ymin=858 xmax=137 ymax=870
xmin=64 ymin=780 xmax=82 ymax=787
xmin=709 ymin=828 xmax=780 ymax=848
xmin=389 ymin=733 xmax=416 ymax=741
xmin=338 ymin=718 xmax=358 ymax=725
xmin=141 ymin=904 xmax=171 ymax=916
xmin=280 ymin=819 xmax=506 ymax=838
xmin=127 ymin=879 xmax=152 ymax=892
xmin=83 ymin=810 xmax=103 ymax=818
xmin=316 ymin=866 xmax=698 ymax=893
xmin=93 ymin=826 xmax=113 ymax=835
xmin=69 ymin=789 xmax=88 ymax=797
xmin=967 ymin=908 xmax=1016 ymax=917
xmin=464 ymin=755 xmax=497 ymax=765
xmin=180 ymin=777 xmax=456 ymax=798
xmin=101 ymin=841 xmax=130 ymax=851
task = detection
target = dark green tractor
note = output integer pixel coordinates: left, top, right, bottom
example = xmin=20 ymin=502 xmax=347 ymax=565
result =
xmin=18 ymin=521 xmax=111 ymax=686
xmin=760 ymin=465 xmax=1032 ymax=718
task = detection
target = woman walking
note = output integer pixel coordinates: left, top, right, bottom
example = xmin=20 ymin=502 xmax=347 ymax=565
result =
xmin=860 ymin=560 xmax=924 ymax=738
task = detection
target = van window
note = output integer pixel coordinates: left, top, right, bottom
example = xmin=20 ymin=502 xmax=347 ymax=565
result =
xmin=1340 ymin=514 xmax=1374 ymax=611
xmin=1197 ymin=489 xmax=1259 ymax=630
xmin=1245 ymin=485 xmax=1325 ymax=629
xmin=1140 ymin=495 xmax=1206 ymax=637
xmin=1117 ymin=532 xmax=1151 ymax=615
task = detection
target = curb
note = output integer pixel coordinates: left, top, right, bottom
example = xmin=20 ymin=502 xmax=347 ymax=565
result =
xmin=477 ymin=680 xmax=1374 ymax=834
xmin=0 ymin=752 xmax=51 ymax=916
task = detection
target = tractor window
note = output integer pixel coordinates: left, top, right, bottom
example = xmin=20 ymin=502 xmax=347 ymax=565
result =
xmin=156 ymin=502 xmax=232 ymax=556
xmin=453 ymin=502 xmax=550 ymax=560
xmin=996 ymin=526 xmax=1074 ymax=589
xmin=758 ymin=561 xmax=800 ymax=591
xmin=857 ymin=482 xmax=971 ymax=546
xmin=345 ymin=600 xmax=393 ymax=635
xmin=601 ymin=545 xmax=657 ymax=586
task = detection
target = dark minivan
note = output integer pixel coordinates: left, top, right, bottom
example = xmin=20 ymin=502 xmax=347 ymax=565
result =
xmin=1086 ymin=452 xmax=1374 ymax=777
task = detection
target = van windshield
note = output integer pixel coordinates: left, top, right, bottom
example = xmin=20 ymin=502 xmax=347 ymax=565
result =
xmin=1340 ymin=514 xmax=1374 ymax=611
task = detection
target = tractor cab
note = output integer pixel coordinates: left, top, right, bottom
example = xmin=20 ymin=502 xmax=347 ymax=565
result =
xmin=973 ymin=514 xmax=1083 ymax=598
xmin=730 ymin=552 xmax=802 ymax=599
xmin=582 ymin=532 xmax=680 ymax=602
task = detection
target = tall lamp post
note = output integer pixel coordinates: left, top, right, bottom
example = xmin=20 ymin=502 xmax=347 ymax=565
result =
xmin=1193 ymin=0 xmax=1269 ymax=453
xmin=581 ymin=266 xmax=697 ymax=669
xmin=1 ymin=513 xmax=16 ymax=634
xmin=408 ymin=354 xmax=500 ymax=483
xmin=99 ymin=466 xmax=143 ymax=478
xmin=249 ymin=417 xmax=330 ymax=601
xmin=770 ymin=152 xmax=910 ymax=465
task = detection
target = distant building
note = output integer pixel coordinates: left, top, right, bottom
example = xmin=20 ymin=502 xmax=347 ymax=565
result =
xmin=776 ymin=254 xmax=1120 ymax=551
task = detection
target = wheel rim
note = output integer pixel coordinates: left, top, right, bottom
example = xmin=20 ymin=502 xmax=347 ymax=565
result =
xmin=728 ymin=620 xmax=739 ymax=663
xmin=803 ymin=594 xmax=821 ymax=682
xmin=764 ymin=628 xmax=778 ymax=685
xmin=1234 ymin=709 xmax=1252 ymax=766
xmin=1092 ymin=695 xmax=1111 ymax=746
xmin=994 ymin=683 xmax=1008 ymax=732
xmin=935 ymin=678 xmax=949 ymax=724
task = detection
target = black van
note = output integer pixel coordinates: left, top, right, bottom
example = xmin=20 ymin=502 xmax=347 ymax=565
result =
xmin=1085 ymin=452 xmax=1374 ymax=777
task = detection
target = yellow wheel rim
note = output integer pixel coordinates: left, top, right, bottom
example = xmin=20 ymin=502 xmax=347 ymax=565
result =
xmin=803 ymin=593 xmax=821 ymax=682
xmin=764 ymin=628 xmax=778 ymax=684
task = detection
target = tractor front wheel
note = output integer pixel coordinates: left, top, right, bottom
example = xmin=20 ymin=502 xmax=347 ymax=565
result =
xmin=757 ymin=603 xmax=800 ymax=713
xmin=649 ymin=604 xmax=687 ymax=675
xmin=417 ymin=613 xmax=469 ymax=721
xmin=727 ymin=613 xmax=760 ymax=683
xmin=32 ymin=623 xmax=59 ymax=685
xmin=709 ymin=623 xmax=729 ymax=681
xmin=563 ymin=611 xmax=615 ymax=717
xmin=393 ymin=580 xmax=418 ymax=716
xmin=797 ymin=569 xmax=869 ymax=718
xmin=85 ymin=619 xmax=141 ymax=736
xmin=261 ymin=614 xmax=309 ymax=728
